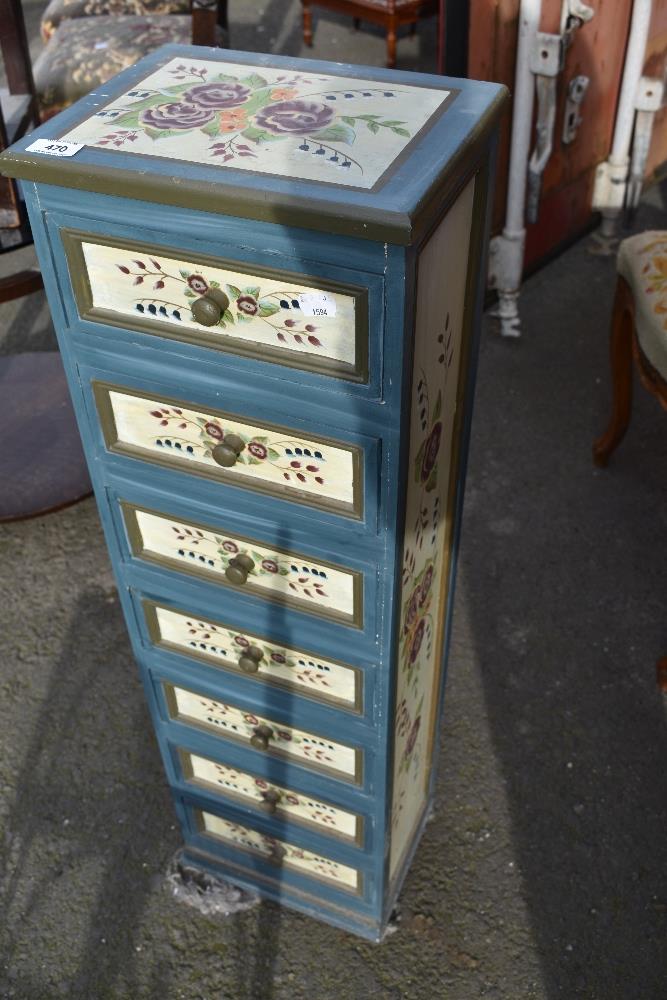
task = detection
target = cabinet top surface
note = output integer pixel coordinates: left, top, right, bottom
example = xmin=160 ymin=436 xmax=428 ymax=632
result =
xmin=2 ymin=46 xmax=507 ymax=244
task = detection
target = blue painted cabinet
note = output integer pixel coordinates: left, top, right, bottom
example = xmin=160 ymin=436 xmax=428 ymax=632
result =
xmin=1 ymin=45 xmax=506 ymax=940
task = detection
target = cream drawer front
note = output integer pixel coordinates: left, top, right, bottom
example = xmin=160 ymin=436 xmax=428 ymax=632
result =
xmin=166 ymin=683 xmax=360 ymax=782
xmin=197 ymin=810 xmax=360 ymax=892
xmin=145 ymin=601 xmax=360 ymax=709
xmin=96 ymin=383 xmax=360 ymax=518
xmin=180 ymin=749 xmax=360 ymax=842
xmin=124 ymin=504 xmax=362 ymax=626
xmin=64 ymin=231 xmax=368 ymax=382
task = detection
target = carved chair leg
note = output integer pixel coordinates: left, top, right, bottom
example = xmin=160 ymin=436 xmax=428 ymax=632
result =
xmin=593 ymin=276 xmax=635 ymax=467
xmin=302 ymin=0 xmax=313 ymax=45
xmin=386 ymin=21 xmax=397 ymax=68
xmin=657 ymin=657 xmax=667 ymax=691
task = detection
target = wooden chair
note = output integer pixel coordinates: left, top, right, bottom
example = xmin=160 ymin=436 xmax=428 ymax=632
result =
xmin=34 ymin=0 xmax=228 ymax=120
xmin=301 ymin=0 xmax=438 ymax=69
xmin=0 ymin=0 xmax=92 ymax=520
xmin=593 ymin=231 xmax=667 ymax=691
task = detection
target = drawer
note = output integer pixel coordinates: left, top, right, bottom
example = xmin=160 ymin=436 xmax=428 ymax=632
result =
xmin=177 ymin=746 xmax=362 ymax=844
xmin=164 ymin=681 xmax=361 ymax=783
xmin=195 ymin=809 xmax=361 ymax=893
xmin=94 ymin=381 xmax=362 ymax=519
xmin=63 ymin=229 xmax=369 ymax=383
xmin=143 ymin=599 xmax=362 ymax=711
xmin=122 ymin=502 xmax=363 ymax=627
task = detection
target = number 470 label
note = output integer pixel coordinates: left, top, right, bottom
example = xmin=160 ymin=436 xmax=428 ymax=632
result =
xmin=298 ymin=292 xmax=337 ymax=318
xmin=25 ymin=139 xmax=85 ymax=158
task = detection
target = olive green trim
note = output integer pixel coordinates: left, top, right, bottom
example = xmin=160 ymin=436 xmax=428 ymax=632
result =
xmin=121 ymin=500 xmax=364 ymax=630
xmin=93 ymin=380 xmax=365 ymax=522
xmin=175 ymin=745 xmax=364 ymax=847
xmin=163 ymin=679 xmax=363 ymax=786
xmin=189 ymin=823 xmax=364 ymax=898
xmin=142 ymin=597 xmax=363 ymax=713
xmin=0 ymin=89 xmax=507 ymax=245
xmin=62 ymin=229 xmax=369 ymax=384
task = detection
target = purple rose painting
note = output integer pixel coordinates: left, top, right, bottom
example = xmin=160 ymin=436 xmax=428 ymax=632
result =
xmin=420 ymin=421 xmax=442 ymax=484
xmin=140 ymin=102 xmax=214 ymax=131
xmin=254 ymin=99 xmax=335 ymax=136
xmin=184 ymin=82 xmax=250 ymax=109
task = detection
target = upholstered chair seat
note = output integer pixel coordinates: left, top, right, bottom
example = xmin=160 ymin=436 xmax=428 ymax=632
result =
xmin=40 ymin=0 xmax=189 ymax=43
xmin=617 ymin=231 xmax=667 ymax=379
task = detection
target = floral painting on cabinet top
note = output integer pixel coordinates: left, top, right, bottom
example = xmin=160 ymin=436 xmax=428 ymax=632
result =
xmin=61 ymin=57 xmax=451 ymax=189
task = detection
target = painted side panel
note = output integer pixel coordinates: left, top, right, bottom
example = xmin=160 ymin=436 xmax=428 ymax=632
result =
xmin=389 ymin=178 xmax=475 ymax=877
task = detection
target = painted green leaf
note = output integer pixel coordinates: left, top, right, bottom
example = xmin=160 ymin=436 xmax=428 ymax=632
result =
xmin=311 ymin=122 xmax=355 ymax=145
xmin=183 ymin=289 xmax=195 ymax=298
xmin=392 ymin=126 xmax=411 ymax=137
xmin=425 ymin=468 xmax=438 ymax=493
xmin=142 ymin=126 xmax=185 ymax=141
xmin=259 ymin=301 xmax=280 ymax=318
xmin=180 ymin=269 xmax=191 ymax=279
xmin=246 ymin=456 xmax=260 ymax=465
xmin=357 ymin=114 xmax=381 ymax=121
xmin=381 ymin=120 xmax=406 ymax=126
xmin=109 ymin=111 xmax=141 ymax=129
xmin=240 ymin=73 xmax=269 ymax=89
xmin=341 ymin=116 xmax=356 ymax=125
xmin=212 ymin=73 xmax=240 ymax=83
xmin=268 ymin=448 xmax=280 ymax=460
xmin=209 ymin=279 xmax=220 ymax=287
xmin=237 ymin=314 xmax=251 ymax=323
xmin=367 ymin=121 xmax=380 ymax=135
xmin=244 ymin=285 xmax=260 ymax=298
xmin=222 ymin=308 xmax=235 ymax=324
xmin=414 ymin=441 xmax=426 ymax=482
xmin=225 ymin=284 xmax=241 ymax=300
xmin=201 ymin=117 xmax=222 ymax=137
xmin=241 ymin=124 xmax=272 ymax=143
xmin=433 ymin=389 xmax=442 ymax=422
xmin=279 ymin=567 xmax=290 ymax=576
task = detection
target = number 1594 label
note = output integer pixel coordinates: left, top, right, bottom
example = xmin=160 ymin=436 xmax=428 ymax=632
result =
xmin=298 ymin=292 xmax=337 ymax=318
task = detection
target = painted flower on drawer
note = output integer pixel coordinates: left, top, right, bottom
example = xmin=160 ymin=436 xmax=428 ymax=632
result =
xmin=117 ymin=257 xmax=322 ymax=349
xmin=168 ymin=523 xmax=330 ymax=601
xmin=147 ymin=405 xmax=327 ymax=488
xmin=91 ymin=60 xmax=413 ymax=179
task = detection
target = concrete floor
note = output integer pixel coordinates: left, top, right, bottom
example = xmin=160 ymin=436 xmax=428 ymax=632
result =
xmin=1 ymin=3 xmax=667 ymax=999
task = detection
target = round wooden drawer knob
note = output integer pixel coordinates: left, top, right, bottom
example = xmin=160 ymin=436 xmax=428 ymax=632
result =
xmin=269 ymin=842 xmax=287 ymax=864
xmin=250 ymin=724 xmax=274 ymax=751
xmin=238 ymin=645 xmax=265 ymax=673
xmin=225 ymin=553 xmax=255 ymax=585
xmin=212 ymin=432 xmax=246 ymax=469
xmin=206 ymin=287 xmax=230 ymax=312
xmin=259 ymin=788 xmax=281 ymax=814
xmin=191 ymin=296 xmax=221 ymax=327
xmin=191 ymin=288 xmax=230 ymax=327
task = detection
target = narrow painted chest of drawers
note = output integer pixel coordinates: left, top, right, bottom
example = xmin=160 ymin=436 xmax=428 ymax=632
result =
xmin=2 ymin=45 xmax=506 ymax=941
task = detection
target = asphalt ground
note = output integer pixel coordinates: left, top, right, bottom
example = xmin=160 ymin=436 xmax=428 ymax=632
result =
xmin=1 ymin=3 xmax=666 ymax=998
